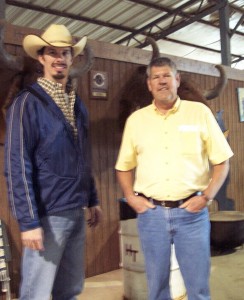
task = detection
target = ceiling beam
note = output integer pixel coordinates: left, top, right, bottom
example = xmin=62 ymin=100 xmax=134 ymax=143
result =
xmin=230 ymin=2 xmax=244 ymax=14
xmin=5 ymin=0 xmax=135 ymax=33
xmin=127 ymin=0 xmax=199 ymax=14
xmin=232 ymin=56 xmax=244 ymax=64
xmin=116 ymin=0 xmax=203 ymax=44
xmin=162 ymin=36 xmax=242 ymax=61
xmin=136 ymin=1 xmax=226 ymax=48
xmin=230 ymin=13 xmax=244 ymax=37
xmin=6 ymin=0 xmax=244 ymax=40
xmin=126 ymin=0 xmax=244 ymax=39
xmin=199 ymin=18 xmax=244 ymax=38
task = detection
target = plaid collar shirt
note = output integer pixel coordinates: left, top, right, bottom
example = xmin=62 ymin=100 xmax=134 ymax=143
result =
xmin=37 ymin=77 xmax=77 ymax=137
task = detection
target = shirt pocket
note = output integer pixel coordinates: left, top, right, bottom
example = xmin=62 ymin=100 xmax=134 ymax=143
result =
xmin=178 ymin=125 xmax=202 ymax=155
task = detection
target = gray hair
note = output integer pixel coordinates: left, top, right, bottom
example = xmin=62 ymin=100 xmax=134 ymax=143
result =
xmin=146 ymin=57 xmax=178 ymax=77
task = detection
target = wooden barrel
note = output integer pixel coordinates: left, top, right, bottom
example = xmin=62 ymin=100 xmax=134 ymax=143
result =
xmin=120 ymin=219 xmax=187 ymax=300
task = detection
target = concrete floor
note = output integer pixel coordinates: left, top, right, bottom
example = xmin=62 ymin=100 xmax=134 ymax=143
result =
xmin=78 ymin=246 xmax=244 ymax=300
xmin=78 ymin=269 xmax=123 ymax=300
xmin=210 ymin=246 xmax=244 ymax=300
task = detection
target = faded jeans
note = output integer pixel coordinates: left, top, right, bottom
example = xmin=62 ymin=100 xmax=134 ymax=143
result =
xmin=137 ymin=206 xmax=211 ymax=300
xmin=19 ymin=207 xmax=86 ymax=300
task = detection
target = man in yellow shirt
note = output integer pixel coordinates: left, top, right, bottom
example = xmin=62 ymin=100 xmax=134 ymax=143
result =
xmin=115 ymin=57 xmax=233 ymax=300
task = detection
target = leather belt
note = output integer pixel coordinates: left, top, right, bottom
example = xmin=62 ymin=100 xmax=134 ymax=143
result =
xmin=135 ymin=192 xmax=198 ymax=208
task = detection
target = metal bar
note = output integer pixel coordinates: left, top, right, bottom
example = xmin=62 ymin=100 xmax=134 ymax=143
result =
xmin=116 ymin=0 xmax=201 ymax=44
xmin=200 ymin=18 xmax=244 ymax=37
xmin=230 ymin=3 xmax=244 ymax=14
xmin=137 ymin=1 xmax=226 ymax=48
xmin=6 ymin=0 xmax=244 ymax=44
xmin=230 ymin=14 xmax=244 ymax=37
xmin=126 ymin=0 xmax=200 ymax=14
xmin=232 ymin=56 xmax=244 ymax=64
xmin=0 ymin=0 xmax=6 ymax=19
xmin=116 ymin=0 xmax=244 ymax=44
xmin=219 ymin=0 xmax=231 ymax=66
xmin=6 ymin=0 xmax=135 ymax=33
xmin=162 ymin=36 xmax=242 ymax=60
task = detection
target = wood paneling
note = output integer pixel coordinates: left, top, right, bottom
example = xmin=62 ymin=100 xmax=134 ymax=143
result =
xmin=0 ymin=24 xmax=244 ymax=299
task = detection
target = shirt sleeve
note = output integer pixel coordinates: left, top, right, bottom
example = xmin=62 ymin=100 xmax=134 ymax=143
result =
xmin=4 ymin=93 xmax=41 ymax=231
xmin=115 ymin=116 xmax=137 ymax=171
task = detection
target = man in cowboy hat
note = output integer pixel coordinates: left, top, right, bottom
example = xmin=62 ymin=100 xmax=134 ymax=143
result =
xmin=4 ymin=24 xmax=102 ymax=300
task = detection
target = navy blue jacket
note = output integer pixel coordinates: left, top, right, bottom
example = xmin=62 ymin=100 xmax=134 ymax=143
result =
xmin=4 ymin=83 xmax=99 ymax=231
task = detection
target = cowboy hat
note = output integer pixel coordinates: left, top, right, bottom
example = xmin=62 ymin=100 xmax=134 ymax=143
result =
xmin=23 ymin=24 xmax=87 ymax=59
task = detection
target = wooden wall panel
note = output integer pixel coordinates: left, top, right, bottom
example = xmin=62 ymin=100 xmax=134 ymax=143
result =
xmin=179 ymin=71 xmax=244 ymax=211
xmin=77 ymin=58 xmax=139 ymax=277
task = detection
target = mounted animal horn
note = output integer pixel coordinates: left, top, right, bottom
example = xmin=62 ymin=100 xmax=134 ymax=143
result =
xmin=203 ymin=64 xmax=228 ymax=100
xmin=0 ymin=19 xmax=23 ymax=71
xmin=69 ymin=43 xmax=94 ymax=79
xmin=146 ymin=36 xmax=160 ymax=60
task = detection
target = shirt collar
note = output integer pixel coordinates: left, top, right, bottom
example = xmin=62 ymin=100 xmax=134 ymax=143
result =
xmin=37 ymin=77 xmax=64 ymax=95
xmin=152 ymin=96 xmax=181 ymax=115
xmin=37 ymin=77 xmax=75 ymax=96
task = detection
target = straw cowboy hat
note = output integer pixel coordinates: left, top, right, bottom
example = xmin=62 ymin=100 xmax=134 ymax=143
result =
xmin=23 ymin=24 xmax=87 ymax=59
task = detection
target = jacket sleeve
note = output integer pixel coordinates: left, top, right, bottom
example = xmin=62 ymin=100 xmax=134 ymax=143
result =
xmin=88 ymin=176 xmax=99 ymax=207
xmin=4 ymin=93 xmax=41 ymax=232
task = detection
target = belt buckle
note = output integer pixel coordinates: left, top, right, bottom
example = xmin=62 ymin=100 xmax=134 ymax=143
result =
xmin=161 ymin=200 xmax=171 ymax=209
xmin=160 ymin=201 xmax=166 ymax=207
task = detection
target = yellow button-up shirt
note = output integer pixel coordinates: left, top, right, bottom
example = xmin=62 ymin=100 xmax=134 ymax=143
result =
xmin=115 ymin=98 xmax=233 ymax=200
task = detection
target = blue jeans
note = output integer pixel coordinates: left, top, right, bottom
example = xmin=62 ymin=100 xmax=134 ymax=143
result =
xmin=19 ymin=208 xmax=86 ymax=300
xmin=137 ymin=206 xmax=210 ymax=300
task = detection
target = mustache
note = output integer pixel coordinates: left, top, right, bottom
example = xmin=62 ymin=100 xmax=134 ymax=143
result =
xmin=52 ymin=63 xmax=67 ymax=67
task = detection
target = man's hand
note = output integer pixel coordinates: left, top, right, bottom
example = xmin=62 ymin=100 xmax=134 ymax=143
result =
xmin=21 ymin=227 xmax=44 ymax=251
xmin=116 ymin=170 xmax=155 ymax=214
xmin=127 ymin=194 xmax=155 ymax=214
xmin=87 ymin=205 xmax=103 ymax=227
xmin=179 ymin=194 xmax=208 ymax=212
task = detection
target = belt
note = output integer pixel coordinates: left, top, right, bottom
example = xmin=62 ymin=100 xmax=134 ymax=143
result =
xmin=135 ymin=192 xmax=199 ymax=208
